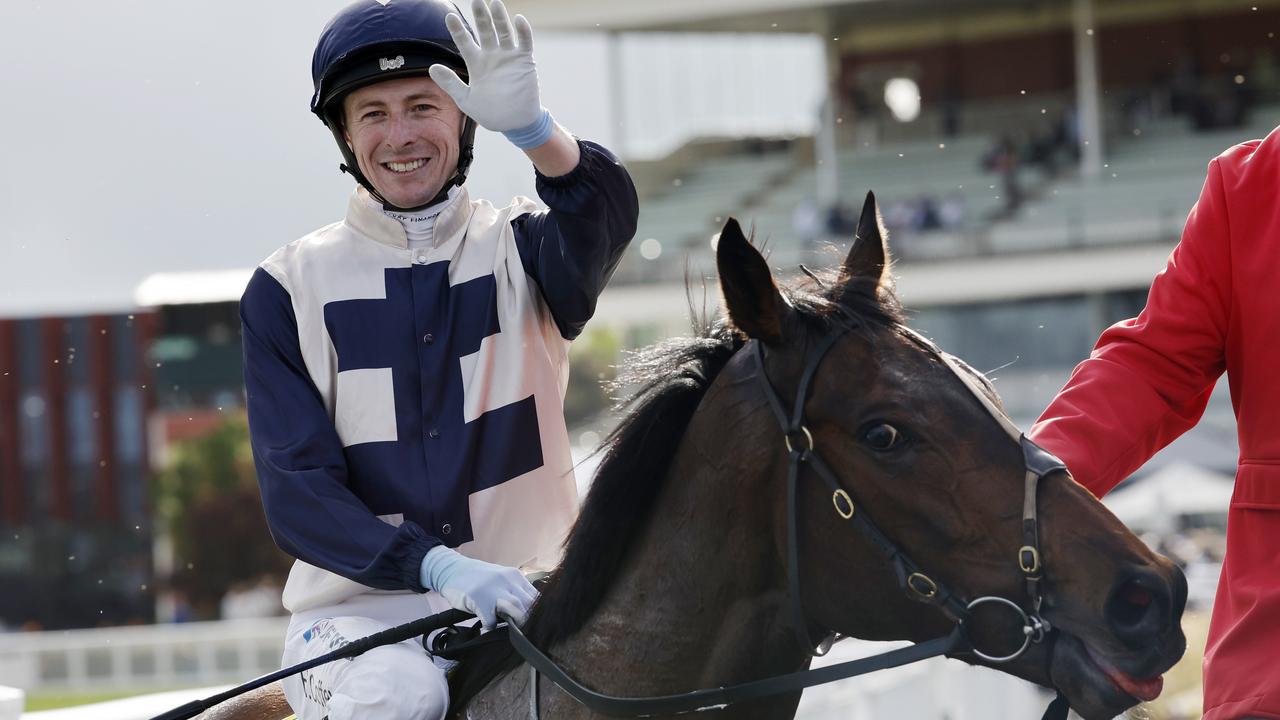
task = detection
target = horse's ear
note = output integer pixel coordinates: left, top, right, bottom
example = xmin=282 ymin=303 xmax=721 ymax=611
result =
xmin=716 ymin=217 xmax=786 ymax=345
xmin=841 ymin=191 xmax=890 ymax=296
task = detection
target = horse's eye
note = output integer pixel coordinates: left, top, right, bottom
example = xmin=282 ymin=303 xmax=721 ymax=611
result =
xmin=863 ymin=423 xmax=902 ymax=451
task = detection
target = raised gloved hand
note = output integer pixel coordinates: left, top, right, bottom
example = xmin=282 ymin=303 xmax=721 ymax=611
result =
xmin=429 ymin=0 xmax=554 ymax=149
xmin=419 ymin=545 xmax=537 ymax=630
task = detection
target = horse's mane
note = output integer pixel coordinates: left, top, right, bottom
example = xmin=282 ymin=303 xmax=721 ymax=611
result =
xmin=447 ymin=258 xmax=904 ymax=715
xmin=527 ymin=319 xmax=743 ymax=639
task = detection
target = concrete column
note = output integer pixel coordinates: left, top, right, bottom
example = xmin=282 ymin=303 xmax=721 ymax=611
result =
xmin=607 ymin=31 xmax=628 ymax=159
xmin=815 ymin=10 xmax=841 ymax=210
xmin=1073 ymin=0 xmax=1105 ymax=179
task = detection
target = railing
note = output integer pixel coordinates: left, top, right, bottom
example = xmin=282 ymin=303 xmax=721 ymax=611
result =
xmin=0 ymin=618 xmax=287 ymax=694
xmin=4 ymin=621 xmax=1203 ymax=719
xmin=2 ymin=627 xmax=1049 ymax=720
xmin=799 ymin=642 xmax=1051 ymax=720
xmin=0 ymin=686 xmax=22 ymax=720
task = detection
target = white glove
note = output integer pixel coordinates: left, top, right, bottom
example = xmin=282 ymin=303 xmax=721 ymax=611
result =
xmin=419 ymin=545 xmax=537 ymax=630
xmin=429 ymin=0 xmax=554 ymax=149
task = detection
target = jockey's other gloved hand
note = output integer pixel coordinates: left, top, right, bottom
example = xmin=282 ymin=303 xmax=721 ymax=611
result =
xmin=429 ymin=0 xmax=555 ymax=150
xmin=419 ymin=545 xmax=538 ymax=630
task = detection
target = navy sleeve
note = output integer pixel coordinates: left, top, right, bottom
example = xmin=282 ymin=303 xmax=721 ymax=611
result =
xmin=240 ymin=267 xmax=439 ymax=592
xmin=511 ymin=139 xmax=639 ymax=340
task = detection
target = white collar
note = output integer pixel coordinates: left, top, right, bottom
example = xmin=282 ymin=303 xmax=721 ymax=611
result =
xmin=374 ymin=186 xmax=462 ymax=250
xmin=344 ymin=185 xmax=472 ymax=250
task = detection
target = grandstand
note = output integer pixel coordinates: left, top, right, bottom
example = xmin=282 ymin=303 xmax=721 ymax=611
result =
xmin=990 ymin=106 xmax=1280 ymax=253
xmin=620 ymin=144 xmax=800 ymax=282
xmin=552 ymin=0 xmax=1272 ymax=477
xmin=740 ymin=132 xmax=1013 ymax=262
xmin=615 ymin=102 xmax=1278 ymax=283
xmin=563 ymin=0 xmax=1280 ymax=287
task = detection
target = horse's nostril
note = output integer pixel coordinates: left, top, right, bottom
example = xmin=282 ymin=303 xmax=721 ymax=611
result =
xmin=1121 ymin=584 xmax=1153 ymax=609
xmin=1106 ymin=571 xmax=1171 ymax=647
xmin=1111 ymin=581 xmax=1153 ymax=625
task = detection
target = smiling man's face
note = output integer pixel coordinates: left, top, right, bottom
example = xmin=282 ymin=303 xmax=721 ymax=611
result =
xmin=342 ymin=75 xmax=463 ymax=208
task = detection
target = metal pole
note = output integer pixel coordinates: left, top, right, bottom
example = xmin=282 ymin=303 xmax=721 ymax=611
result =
xmin=608 ymin=31 xmax=628 ymax=159
xmin=815 ymin=11 xmax=841 ymax=210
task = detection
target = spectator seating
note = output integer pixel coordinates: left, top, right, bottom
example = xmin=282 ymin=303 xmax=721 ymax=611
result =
xmin=611 ymin=103 xmax=1280 ymax=285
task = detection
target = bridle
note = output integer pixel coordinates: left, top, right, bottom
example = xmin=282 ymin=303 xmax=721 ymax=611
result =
xmin=750 ymin=320 xmax=1066 ymax=665
xmin=498 ymin=321 xmax=1075 ymax=718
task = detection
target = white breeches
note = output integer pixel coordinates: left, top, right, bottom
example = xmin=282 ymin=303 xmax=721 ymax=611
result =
xmin=281 ymin=592 xmax=458 ymax=720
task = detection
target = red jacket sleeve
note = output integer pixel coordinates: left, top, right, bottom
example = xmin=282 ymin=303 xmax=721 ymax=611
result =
xmin=1028 ymin=158 xmax=1232 ymax=497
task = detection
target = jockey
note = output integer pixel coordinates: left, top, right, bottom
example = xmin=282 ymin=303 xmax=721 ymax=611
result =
xmin=238 ymin=0 xmax=638 ymax=717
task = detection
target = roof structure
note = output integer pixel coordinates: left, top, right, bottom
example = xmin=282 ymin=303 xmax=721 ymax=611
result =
xmin=514 ymin=0 xmax=1261 ymax=34
xmin=133 ymin=269 xmax=254 ymax=309
xmin=1104 ymin=462 xmax=1235 ymax=532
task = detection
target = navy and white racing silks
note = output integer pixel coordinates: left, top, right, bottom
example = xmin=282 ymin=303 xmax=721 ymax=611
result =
xmin=240 ymin=140 xmax=638 ymax=612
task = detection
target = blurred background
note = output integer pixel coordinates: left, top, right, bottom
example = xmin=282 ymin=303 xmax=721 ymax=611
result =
xmin=0 ymin=0 xmax=1264 ymax=717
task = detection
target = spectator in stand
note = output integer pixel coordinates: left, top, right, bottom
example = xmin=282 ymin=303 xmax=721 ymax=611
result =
xmin=939 ymin=192 xmax=965 ymax=230
xmin=825 ymin=201 xmax=857 ymax=236
xmin=982 ymin=133 xmax=1023 ymax=217
xmin=792 ymin=197 xmax=821 ymax=250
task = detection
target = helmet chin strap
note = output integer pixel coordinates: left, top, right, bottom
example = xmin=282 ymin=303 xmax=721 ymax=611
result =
xmin=329 ymin=115 xmax=478 ymax=213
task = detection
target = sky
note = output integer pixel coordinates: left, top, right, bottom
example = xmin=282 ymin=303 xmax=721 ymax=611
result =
xmin=0 ymin=1 xmax=613 ymax=316
xmin=0 ymin=2 xmax=823 ymax=318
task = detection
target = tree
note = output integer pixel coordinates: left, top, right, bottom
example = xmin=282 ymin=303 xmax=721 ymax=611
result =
xmin=564 ymin=327 xmax=622 ymax=427
xmin=152 ymin=415 xmax=292 ymax=619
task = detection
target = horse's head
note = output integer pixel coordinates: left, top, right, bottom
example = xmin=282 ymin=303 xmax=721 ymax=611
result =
xmin=712 ymin=193 xmax=1186 ymax=720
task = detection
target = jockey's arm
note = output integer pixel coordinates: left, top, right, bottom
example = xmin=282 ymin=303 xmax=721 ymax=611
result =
xmin=523 ymin=122 xmax=581 ymax=178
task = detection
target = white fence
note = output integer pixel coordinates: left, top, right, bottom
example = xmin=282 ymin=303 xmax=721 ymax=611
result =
xmin=0 ymin=686 xmax=23 ymax=720
xmin=0 ymin=618 xmax=287 ymax=694
xmin=2 ymin=620 xmax=1065 ymax=720
xmin=799 ymin=639 xmax=1056 ymax=719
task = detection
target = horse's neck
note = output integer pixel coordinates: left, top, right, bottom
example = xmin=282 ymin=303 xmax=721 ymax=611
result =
xmin=540 ymin=376 xmax=811 ymax=718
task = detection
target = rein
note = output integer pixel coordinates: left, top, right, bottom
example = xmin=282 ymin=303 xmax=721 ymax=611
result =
xmin=505 ymin=620 xmax=965 ymax=716
xmin=147 ymin=609 xmax=475 ymax=720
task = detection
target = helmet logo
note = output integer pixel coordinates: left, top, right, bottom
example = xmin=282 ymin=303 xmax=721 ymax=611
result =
xmin=379 ymin=55 xmax=406 ymax=71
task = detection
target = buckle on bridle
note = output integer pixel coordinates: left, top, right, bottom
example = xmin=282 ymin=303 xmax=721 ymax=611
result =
xmin=1018 ymin=546 xmax=1041 ymax=575
xmin=832 ymin=489 xmax=855 ymax=519
xmin=907 ymin=572 xmax=939 ymax=600
xmin=1025 ymin=613 xmax=1050 ymax=643
xmin=784 ymin=426 xmax=814 ymax=454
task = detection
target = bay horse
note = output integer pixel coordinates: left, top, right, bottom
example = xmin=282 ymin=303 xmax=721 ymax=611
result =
xmin=205 ymin=193 xmax=1186 ymax=720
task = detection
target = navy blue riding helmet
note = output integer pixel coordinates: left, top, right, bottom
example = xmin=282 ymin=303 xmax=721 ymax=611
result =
xmin=311 ymin=0 xmax=478 ymax=211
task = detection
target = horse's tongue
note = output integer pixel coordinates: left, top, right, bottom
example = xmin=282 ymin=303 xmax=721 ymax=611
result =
xmin=1106 ymin=668 xmax=1163 ymax=702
